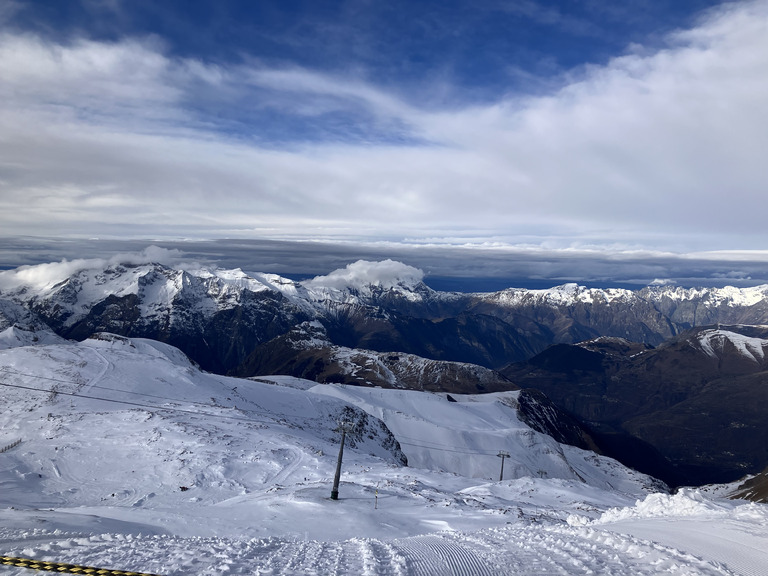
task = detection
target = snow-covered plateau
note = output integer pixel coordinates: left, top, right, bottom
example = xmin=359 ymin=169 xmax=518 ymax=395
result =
xmin=1 ymin=333 xmax=768 ymax=575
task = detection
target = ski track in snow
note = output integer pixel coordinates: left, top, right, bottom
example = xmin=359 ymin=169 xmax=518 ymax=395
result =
xmin=393 ymin=534 xmax=499 ymax=576
xmin=0 ymin=523 xmax=742 ymax=575
xmin=603 ymin=519 xmax=768 ymax=576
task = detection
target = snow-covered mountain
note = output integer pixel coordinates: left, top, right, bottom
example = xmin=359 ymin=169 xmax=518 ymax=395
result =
xmin=1 ymin=333 xmax=767 ymax=574
xmin=5 ymin=255 xmax=768 ymax=378
xmin=0 ymin=299 xmax=68 ymax=349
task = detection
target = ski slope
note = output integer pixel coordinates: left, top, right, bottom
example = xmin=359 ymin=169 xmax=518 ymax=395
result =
xmin=1 ymin=334 xmax=767 ymax=574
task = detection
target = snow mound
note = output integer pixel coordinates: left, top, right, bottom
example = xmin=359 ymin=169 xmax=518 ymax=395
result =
xmin=87 ymin=333 xmax=197 ymax=367
xmin=582 ymin=489 xmax=731 ymax=525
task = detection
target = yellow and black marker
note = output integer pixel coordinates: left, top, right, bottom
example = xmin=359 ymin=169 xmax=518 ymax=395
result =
xmin=0 ymin=555 xmax=163 ymax=575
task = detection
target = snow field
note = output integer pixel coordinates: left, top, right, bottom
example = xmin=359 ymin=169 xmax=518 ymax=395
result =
xmin=1 ymin=335 xmax=767 ymax=574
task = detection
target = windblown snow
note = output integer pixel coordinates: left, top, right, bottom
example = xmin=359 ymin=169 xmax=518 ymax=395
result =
xmin=2 ymin=334 xmax=768 ymax=574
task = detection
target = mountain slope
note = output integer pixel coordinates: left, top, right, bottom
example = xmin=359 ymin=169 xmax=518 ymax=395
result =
xmin=503 ymin=326 xmax=768 ymax=486
xmin=2 ymin=335 xmax=767 ymax=575
xmin=0 ymin=335 xmax=661 ymax=531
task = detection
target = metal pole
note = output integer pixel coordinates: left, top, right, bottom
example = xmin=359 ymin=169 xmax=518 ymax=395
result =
xmin=331 ymin=422 xmax=349 ymax=500
xmin=497 ymin=450 xmax=510 ymax=481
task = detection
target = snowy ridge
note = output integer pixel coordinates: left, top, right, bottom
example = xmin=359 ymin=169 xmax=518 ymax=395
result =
xmin=4 ymin=256 xmax=768 ymax=337
xmin=483 ymin=283 xmax=637 ymax=307
xmin=0 ymin=324 xmax=68 ymax=350
xmin=0 ymin=258 xmax=434 ymax=327
xmin=330 ymin=347 xmax=508 ymax=391
xmin=695 ymin=328 xmax=768 ymax=363
xmin=0 ymin=262 xmax=280 ymax=328
xmin=482 ymin=282 xmax=768 ymax=310
xmin=271 ymin=321 xmax=512 ymax=391
xmin=652 ymin=284 xmax=768 ymax=307
xmin=311 ymin=385 xmax=661 ymax=494
xmin=0 ymin=300 xmax=68 ymax=350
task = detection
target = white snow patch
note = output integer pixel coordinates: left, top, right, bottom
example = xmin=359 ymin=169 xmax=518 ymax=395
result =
xmin=697 ymin=329 xmax=767 ymax=362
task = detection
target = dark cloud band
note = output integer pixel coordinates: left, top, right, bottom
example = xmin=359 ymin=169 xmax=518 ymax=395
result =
xmin=2 ymin=237 xmax=767 ymax=291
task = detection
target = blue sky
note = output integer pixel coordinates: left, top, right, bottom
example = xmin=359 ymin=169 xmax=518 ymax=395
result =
xmin=2 ymin=0 xmax=768 ymax=287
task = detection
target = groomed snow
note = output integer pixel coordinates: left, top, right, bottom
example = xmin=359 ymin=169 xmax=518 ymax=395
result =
xmin=1 ymin=336 xmax=767 ymax=575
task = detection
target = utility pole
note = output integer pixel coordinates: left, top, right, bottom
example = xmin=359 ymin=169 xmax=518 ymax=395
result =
xmin=331 ymin=420 xmax=352 ymax=500
xmin=497 ymin=450 xmax=510 ymax=481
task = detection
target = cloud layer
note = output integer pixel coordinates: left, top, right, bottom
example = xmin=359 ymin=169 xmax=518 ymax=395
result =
xmin=1 ymin=1 xmax=767 ymax=255
xmin=4 ymin=237 xmax=768 ymax=290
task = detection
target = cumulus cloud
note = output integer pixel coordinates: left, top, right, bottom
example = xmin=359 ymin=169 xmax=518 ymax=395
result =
xmin=305 ymin=259 xmax=424 ymax=290
xmin=1 ymin=1 xmax=767 ymax=251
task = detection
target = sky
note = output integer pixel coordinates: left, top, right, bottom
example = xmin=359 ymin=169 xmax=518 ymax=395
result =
xmin=2 ymin=0 xmax=768 ymax=288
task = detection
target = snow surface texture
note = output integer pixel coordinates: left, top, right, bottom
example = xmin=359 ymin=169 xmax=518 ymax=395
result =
xmin=1 ymin=336 xmax=768 ymax=574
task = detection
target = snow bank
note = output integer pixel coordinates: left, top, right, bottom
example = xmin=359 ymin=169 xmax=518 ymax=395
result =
xmin=569 ymin=489 xmax=732 ymax=526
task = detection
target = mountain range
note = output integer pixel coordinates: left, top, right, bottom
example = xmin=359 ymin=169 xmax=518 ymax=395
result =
xmin=3 ymin=256 xmax=768 ymax=487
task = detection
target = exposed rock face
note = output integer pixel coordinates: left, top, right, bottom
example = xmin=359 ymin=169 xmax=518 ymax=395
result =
xmin=236 ymin=321 xmax=516 ymax=393
xmin=514 ymin=388 xmax=600 ymax=452
xmin=728 ymin=466 xmax=768 ymax=503
xmin=503 ymin=327 xmax=768 ymax=487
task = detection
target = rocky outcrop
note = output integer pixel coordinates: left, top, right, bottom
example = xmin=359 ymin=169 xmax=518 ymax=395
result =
xmin=236 ymin=321 xmax=516 ymax=393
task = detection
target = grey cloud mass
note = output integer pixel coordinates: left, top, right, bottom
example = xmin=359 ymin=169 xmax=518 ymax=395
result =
xmin=1 ymin=1 xmax=768 ymax=282
xmin=3 ymin=237 xmax=768 ymax=290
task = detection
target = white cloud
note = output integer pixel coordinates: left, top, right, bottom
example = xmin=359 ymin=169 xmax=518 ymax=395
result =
xmin=306 ymin=259 xmax=424 ymax=290
xmin=1 ymin=1 xmax=768 ymax=250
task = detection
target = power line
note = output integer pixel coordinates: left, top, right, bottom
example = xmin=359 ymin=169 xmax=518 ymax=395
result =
xmin=0 ymin=368 xmax=514 ymax=459
xmin=0 ymin=379 xmax=275 ymax=426
xmin=395 ymin=435 xmax=505 ymax=456
xmin=1 ymin=366 xmax=232 ymax=409
xmin=0 ymin=366 xmax=334 ymax=425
